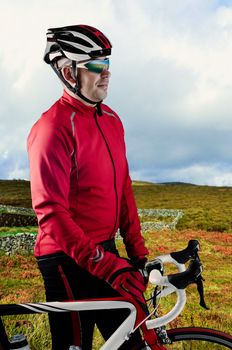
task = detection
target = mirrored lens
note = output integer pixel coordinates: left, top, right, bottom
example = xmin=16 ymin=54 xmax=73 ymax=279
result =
xmin=84 ymin=59 xmax=109 ymax=73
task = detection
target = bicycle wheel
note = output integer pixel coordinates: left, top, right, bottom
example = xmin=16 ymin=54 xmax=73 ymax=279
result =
xmin=164 ymin=327 xmax=232 ymax=349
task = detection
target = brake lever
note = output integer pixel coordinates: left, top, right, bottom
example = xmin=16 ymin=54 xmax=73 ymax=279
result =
xmin=168 ymin=257 xmax=209 ymax=310
xmin=168 ymin=259 xmax=202 ymax=289
xmin=196 ymin=275 xmax=209 ymax=310
xmin=146 ymin=240 xmax=209 ymax=310
xmin=189 ymin=249 xmax=209 ymax=309
xmin=170 ymin=240 xmax=200 ymax=264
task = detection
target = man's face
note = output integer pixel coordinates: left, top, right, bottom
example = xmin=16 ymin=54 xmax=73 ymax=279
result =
xmin=78 ymin=60 xmax=111 ymax=102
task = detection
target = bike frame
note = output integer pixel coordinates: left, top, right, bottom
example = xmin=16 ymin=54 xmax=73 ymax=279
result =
xmin=0 ymin=285 xmax=187 ymax=349
xmin=1 ymin=298 xmax=139 ymax=350
xmin=0 ymin=240 xmax=205 ymax=350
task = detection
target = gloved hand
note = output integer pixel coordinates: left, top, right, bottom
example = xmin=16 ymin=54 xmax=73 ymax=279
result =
xmin=107 ymin=265 xmax=147 ymax=304
xmin=130 ymin=255 xmax=149 ymax=283
xmin=130 ymin=255 xmax=147 ymax=270
xmin=85 ymin=246 xmax=147 ymax=304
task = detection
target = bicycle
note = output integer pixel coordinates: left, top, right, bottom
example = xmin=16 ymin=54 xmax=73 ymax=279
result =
xmin=0 ymin=240 xmax=231 ymax=349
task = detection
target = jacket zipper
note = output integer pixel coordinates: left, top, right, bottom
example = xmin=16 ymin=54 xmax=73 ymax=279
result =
xmin=94 ymin=111 xmax=118 ymax=239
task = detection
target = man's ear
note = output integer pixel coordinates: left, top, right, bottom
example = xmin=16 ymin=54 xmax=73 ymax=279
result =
xmin=62 ymin=66 xmax=76 ymax=84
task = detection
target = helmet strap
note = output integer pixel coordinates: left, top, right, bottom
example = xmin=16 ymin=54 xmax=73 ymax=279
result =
xmin=72 ymin=61 xmax=103 ymax=115
xmin=50 ymin=62 xmax=103 ymax=116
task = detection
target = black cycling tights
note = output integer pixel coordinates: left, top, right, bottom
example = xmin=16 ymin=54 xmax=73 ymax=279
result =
xmin=37 ymin=253 xmax=144 ymax=350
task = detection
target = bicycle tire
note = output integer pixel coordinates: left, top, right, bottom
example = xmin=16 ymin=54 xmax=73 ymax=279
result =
xmin=164 ymin=327 xmax=232 ymax=349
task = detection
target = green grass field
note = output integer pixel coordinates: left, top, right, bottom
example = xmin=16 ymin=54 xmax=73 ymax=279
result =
xmin=0 ymin=230 xmax=231 ymax=349
xmin=0 ymin=180 xmax=231 ymax=348
xmin=132 ymin=181 xmax=232 ymax=232
xmin=1 ymin=179 xmax=232 ymax=232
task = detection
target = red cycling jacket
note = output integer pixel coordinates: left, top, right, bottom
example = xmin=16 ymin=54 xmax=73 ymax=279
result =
xmin=27 ymin=91 xmax=148 ymax=267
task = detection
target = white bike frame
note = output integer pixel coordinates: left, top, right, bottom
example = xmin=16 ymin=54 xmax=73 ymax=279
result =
xmin=18 ymin=300 xmax=137 ymax=350
xmin=0 ymin=252 xmax=189 ymax=350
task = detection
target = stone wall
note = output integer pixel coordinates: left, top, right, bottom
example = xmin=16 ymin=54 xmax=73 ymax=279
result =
xmin=0 ymin=233 xmax=36 ymax=255
xmin=138 ymin=209 xmax=183 ymax=230
xmin=0 ymin=208 xmax=184 ymax=255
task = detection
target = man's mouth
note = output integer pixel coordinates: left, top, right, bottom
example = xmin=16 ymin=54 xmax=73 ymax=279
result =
xmin=97 ymin=83 xmax=108 ymax=89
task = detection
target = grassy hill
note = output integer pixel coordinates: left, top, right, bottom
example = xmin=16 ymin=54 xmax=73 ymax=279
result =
xmin=132 ymin=181 xmax=232 ymax=231
xmin=1 ymin=179 xmax=232 ymax=232
xmin=1 ymin=230 xmax=232 ymax=349
xmin=0 ymin=180 xmax=232 ymax=348
xmin=0 ymin=180 xmax=32 ymax=208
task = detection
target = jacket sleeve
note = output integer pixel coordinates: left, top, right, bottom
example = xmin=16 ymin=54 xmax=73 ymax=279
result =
xmin=27 ymin=116 xmax=146 ymax=281
xmin=27 ymin=118 xmax=97 ymax=262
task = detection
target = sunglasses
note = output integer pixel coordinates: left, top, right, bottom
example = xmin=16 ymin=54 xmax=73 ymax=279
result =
xmin=77 ymin=58 xmax=110 ymax=74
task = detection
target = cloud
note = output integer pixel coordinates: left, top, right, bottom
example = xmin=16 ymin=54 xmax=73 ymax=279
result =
xmin=107 ymin=1 xmax=232 ymax=185
xmin=0 ymin=0 xmax=232 ymax=186
xmin=131 ymin=163 xmax=232 ymax=187
xmin=112 ymin=1 xmax=232 ymax=122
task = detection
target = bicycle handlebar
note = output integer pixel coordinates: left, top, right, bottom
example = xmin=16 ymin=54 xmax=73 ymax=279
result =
xmin=145 ymin=240 xmax=204 ymax=329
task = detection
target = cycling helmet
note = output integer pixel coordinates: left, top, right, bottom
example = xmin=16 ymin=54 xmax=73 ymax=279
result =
xmin=44 ymin=24 xmax=112 ymax=64
xmin=43 ymin=25 xmax=112 ymax=112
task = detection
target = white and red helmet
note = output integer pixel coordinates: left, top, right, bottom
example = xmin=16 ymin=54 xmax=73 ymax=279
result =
xmin=44 ymin=24 xmax=112 ymax=64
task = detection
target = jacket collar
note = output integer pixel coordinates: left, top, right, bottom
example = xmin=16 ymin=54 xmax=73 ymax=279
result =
xmin=61 ymin=90 xmax=98 ymax=115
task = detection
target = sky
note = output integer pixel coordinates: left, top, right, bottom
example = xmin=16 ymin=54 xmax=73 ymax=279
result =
xmin=1 ymin=0 xmax=232 ymax=186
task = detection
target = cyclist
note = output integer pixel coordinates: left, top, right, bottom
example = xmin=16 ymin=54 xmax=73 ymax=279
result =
xmin=27 ymin=25 xmax=150 ymax=349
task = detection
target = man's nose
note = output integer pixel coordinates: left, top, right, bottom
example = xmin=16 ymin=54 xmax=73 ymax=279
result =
xmin=101 ymin=69 xmax=111 ymax=78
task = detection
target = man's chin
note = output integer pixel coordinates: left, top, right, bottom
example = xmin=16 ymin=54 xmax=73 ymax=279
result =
xmin=97 ymin=91 xmax=108 ymax=101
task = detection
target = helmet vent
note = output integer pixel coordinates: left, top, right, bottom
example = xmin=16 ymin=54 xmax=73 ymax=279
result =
xmin=44 ymin=24 xmax=112 ymax=64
